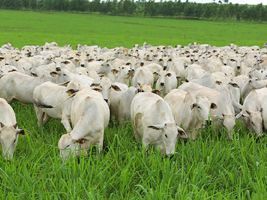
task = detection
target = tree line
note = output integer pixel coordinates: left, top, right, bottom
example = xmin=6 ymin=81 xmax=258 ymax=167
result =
xmin=0 ymin=0 xmax=266 ymax=21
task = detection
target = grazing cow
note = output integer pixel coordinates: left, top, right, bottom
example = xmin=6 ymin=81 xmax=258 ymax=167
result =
xmin=0 ymin=72 xmax=43 ymax=103
xmin=33 ymin=81 xmax=74 ymax=131
xmin=110 ymin=85 xmax=140 ymax=123
xmin=179 ymin=82 xmax=236 ymax=139
xmin=131 ymin=92 xmax=188 ymax=156
xmin=236 ymin=88 xmax=267 ymax=136
xmin=58 ymin=89 xmax=110 ymax=160
xmin=0 ymin=98 xmax=24 ymax=159
xmin=165 ymin=89 xmax=216 ymax=139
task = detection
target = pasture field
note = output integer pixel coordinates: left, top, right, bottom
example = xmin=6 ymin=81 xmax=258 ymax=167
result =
xmin=0 ymin=10 xmax=266 ymax=199
xmin=0 ymin=10 xmax=267 ymax=48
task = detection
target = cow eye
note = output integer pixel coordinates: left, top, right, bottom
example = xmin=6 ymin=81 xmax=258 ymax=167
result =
xmin=230 ymin=59 xmax=235 ymax=62
xmin=197 ymin=106 xmax=201 ymax=109
xmin=65 ymin=144 xmax=70 ymax=148
xmin=165 ymin=134 xmax=168 ymax=138
xmin=13 ymin=138 xmax=17 ymax=144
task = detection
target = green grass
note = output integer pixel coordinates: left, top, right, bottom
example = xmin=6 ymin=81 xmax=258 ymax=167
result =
xmin=0 ymin=10 xmax=267 ymax=199
xmin=0 ymin=10 xmax=266 ymax=48
xmin=1 ymin=102 xmax=266 ymax=199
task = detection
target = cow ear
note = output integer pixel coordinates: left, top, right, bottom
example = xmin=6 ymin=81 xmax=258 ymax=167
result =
xmin=111 ymin=69 xmax=118 ymax=74
xmin=31 ymin=72 xmax=38 ymax=77
xmin=111 ymin=85 xmax=121 ymax=91
xmin=66 ymin=89 xmax=79 ymax=96
xmin=137 ymin=88 xmax=144 ymax=93
xmin=90 ymin=83 xmax=100 ymax=87
xmin=177 ymin=126 xmax=188 ymax=139
xmin=17 ymin=129 xmax=25 ymax=135
xmin=50 ymin=71 xmax=58 ymax=77
xmin=229 ymin=82 xmax=239 ymax=88
xmin=60 ymin=81 xmax=70 ymax=86
xmin=148 ymin=124 xmax=164 ymax=130
xmin=92 ymin=87 xmax=102 ymax=92
xmin=241 ymin=112 xmax=249 ymax=118
xmin=210 ymin=103 xmax=217 ymax=109
xmin=215 ymin=81 xmax=222 ymax=85
xmin=152 ymin=89 xmax=161 ymax=95
xmin=75 ymin=138 xmax=88 ymax=144
xmin=191 ymin=103 xmax=197 ymax=110
xmin=166 ymin=73 xmax=172 ymax=77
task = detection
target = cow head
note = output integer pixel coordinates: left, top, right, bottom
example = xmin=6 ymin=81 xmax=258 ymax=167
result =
xmin=147 ymin=123 xmax=187 ymax=156
xmin=0 ymin=123 xmax=24 ymax=160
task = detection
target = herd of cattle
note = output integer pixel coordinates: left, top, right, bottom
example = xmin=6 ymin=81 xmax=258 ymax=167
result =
xmin=0 ymin=42 xmax=267 ymax=160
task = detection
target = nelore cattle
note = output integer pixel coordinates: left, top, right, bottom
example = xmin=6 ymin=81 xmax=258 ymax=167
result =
xmin=0 ymin=42 xmax=266 ymax=159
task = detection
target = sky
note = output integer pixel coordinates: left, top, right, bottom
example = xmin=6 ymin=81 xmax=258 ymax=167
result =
xmin=181 ymin=0 xmax=267 ymax=5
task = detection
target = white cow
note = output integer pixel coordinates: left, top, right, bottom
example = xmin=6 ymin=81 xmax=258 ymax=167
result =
xmin=179 ymin=82 xmax=236 ymax=139
xmin=131 ymin=92 xmax=187 ymax=156
xmin=155 ymin=71 xmax=177 ymax=96
xmin=0 ymin=72 xmax=43 ymax=103
xmin=165 ymin=89 xmax=216 ymax=139
xmin=110 ymin=85 xmax=140 ymax=123
xmin=236 ymin=88 xmax=267 ymax=136
xmin=58 ymin=89 xmax=110 ymax=160
xmin=0 ymin=98 xmax=24 ymax=159
xmin=33 ymin=81 xmax=74 ymax=131
xmin=131 ymin=67 xmax=154 ymax=88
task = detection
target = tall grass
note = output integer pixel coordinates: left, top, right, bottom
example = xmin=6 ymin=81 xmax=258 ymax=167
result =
xmin=0 ymin=102 xmax=266 ymax=199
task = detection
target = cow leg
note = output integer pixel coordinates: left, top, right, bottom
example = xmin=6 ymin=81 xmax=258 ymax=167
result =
xmin=61 ymin=115 xmax=72 ymax=132
xmin=34 ymin=105 xmax=45 ymax=127
xmin=42 ymin=113 xmax=49 ymax=124
xmin=62 ymin=108 xmax=72 ymax=132
xmin=97 ymin=131 xmax=104 ymax=154
xmin=133 ymin=113 xmax=143 ymax=141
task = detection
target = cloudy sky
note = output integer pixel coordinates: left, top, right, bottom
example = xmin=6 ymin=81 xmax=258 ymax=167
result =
xmin=181 ymin=0 xmax=267 ymax=4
